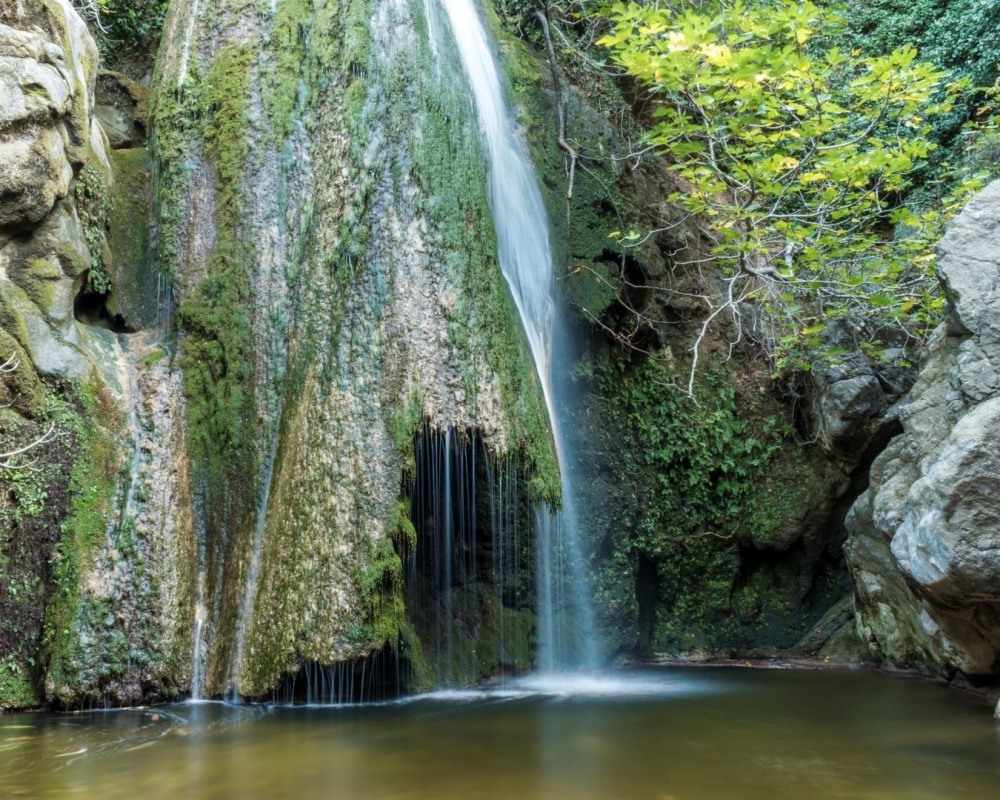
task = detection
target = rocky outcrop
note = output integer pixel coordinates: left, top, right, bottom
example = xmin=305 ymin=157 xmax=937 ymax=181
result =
xmin=846 ymin=180 xmax=1000 ymax=683
xmin=0 ymin=0 xmax=191 ymax=710
xmin=95 ymin=70 xmax=148 ymax=149
xmin=0 ymin=0 xmax=113 ymax=379
xmin=147 ymin=0 xmax=557 ymax=699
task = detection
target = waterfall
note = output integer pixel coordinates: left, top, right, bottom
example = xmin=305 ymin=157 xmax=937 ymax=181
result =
xmin=408 ymin=425 xmax=530 ymax=685
xmin=439 ymin=0 xmax=600 ymax=670
xmin=176 ymin=0 xmax=204 ymax=87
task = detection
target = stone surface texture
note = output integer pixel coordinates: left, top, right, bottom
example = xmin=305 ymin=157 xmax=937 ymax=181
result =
xmin=0 ymin=0 xmax=111 ymax=378
xmin=846 ymin=180 xmax=1000 ymax=681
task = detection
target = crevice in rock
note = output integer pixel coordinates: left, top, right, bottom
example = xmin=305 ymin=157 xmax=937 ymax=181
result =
xmin=73 ymin=283 xmax=133 ymax=332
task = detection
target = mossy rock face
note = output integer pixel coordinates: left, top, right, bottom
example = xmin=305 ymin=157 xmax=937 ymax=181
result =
xmin=105 ymin=147 xmax=155 ymax=330
xmin=149 ymin=0 xmax=559 ymax=697
xmin=0 ymin=361 xmax=72 ymax=710
xmin=559 ymin=346 xmax=853 ymax=660
xmin=0 ymin=369 xmax=129 ymax=710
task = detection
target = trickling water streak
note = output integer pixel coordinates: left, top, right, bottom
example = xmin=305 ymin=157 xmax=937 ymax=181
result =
xmin=177 ymin=0 xmax=203 ymax=87
xmin=423 ymin=0 xmax=441 ymax=63
xmin=228 ymin=402 xmax=283 ymax=699
xmin=534 ymin=510 xmax=555 ymax=672
xmin=443 ymin=428 xmax=454 ymax=670
xmin=440 ymin=0 xmax=600 ymax=669
xmin=409 ymin=426 xmax=533 ymax=686
xmin=190 ymin=615 xmax=204 ymax=700
xmin=116 ymin=336 xmax=144 ymax=526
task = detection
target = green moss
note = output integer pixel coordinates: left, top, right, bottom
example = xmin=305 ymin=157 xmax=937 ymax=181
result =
xmin=0 ymin=661 xmax=38 ymax=710
xmin=107 ymin=148 xmax=154 ymax=329
xmin=389 ymin=390 xmax=425 ymax=479
xmin=139 ymin=347 xmax=168 ymax=370
xmin=43 ymin=380 xmax=125 ymax=701
xmin=75 ymin=163 xmax=113 ymax=296
xmin=585 ymin=351 xmax=841 ymax=655
xmin=175 ymin=44 xmax=257 ymax=489
xmin=357 ymin=535 xmax=406 ymax=646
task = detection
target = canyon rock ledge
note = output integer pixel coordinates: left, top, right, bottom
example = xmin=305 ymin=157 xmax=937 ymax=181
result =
xmin=846 ymin=180 xmax=1000 ymax=688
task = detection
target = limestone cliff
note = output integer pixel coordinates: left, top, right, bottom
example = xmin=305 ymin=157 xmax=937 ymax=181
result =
xmin=151 ymin=0 xmax=556 ymax=697
xmin=0 ymin=0 xmax=194 ymax=709
xmin=847 ymin=180 xmax=1000 ymax=685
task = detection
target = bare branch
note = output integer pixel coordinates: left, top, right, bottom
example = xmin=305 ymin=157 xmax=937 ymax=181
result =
xmin=0 ymin=422 xmax=63 ymax=471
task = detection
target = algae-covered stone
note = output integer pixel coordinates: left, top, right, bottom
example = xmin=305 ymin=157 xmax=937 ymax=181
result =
xmin=106 ymin=148 xmax=154 ymax=329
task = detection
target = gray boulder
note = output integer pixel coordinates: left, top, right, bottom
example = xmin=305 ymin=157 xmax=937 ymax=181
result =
xmin=846 ymin=180 xmax=1000 ymax=680
xmin=95 ymin=71 xmax=148 ymax=149
xmin=0 ymin=0 xmax=113 ymax=378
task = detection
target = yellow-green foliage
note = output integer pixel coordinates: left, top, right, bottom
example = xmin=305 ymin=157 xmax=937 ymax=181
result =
xmin=176 ymin=45 xmax=256 ymax=482
xmin=599 ymin=0 xmax=964 ymax=372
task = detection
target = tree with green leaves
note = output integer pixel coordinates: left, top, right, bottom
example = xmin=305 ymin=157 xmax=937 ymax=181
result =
xmin=598 ymin=0 xmax=975 ymax=393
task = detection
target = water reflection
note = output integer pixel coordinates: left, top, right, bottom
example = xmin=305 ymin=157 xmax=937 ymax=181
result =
xmin=1 ymin=668 xmax=998 ymax=799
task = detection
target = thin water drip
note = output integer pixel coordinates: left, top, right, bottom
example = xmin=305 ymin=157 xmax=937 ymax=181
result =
xmin=228 ymin=400 xmax=284 ymax=700
xmin=423 ymin=0 xmax=442 ymax=64
xmin=154 ymin=272 xmax=175 ymax=351
xmin=177 ymin=0 xmax=203 ymax=87
xmin=115 ymin=335 xmax=144 ymax=527
xmin=190 ymin=614 xmax=204 ymax=701
xmin=408 ymin=425 xmax=529 ymax=685
xmin=439 ymin=0 xmax=600 ymax=669
xmin=190 ymin=513 xmax=208 ymax=701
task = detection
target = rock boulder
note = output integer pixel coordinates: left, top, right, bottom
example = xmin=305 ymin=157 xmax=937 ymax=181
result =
xmin=0 ymin=0 xmax=111 ymax=378
xmin=846 ymin=180 xmax=1000 ymax=681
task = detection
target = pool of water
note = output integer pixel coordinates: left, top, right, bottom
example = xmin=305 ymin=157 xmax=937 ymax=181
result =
xmin=2 ymin=667 xmax=998 ymax=799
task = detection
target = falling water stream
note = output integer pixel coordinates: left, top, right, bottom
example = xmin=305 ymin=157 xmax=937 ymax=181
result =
xmin=176 ymin=0 xmax=202 ymax=87
xmin=439 ymin=0 xmax=600 ymax=669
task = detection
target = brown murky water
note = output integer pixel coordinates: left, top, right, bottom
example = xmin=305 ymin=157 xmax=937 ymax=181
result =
xmin=2 ymin=668 xmax=998 ymax=799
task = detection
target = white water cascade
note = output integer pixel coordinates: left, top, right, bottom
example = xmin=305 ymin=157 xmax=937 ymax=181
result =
xmin=177 ymin=0 xmax=202 ymax=87
xmin=439 ymin=0 xmax=600 ymax=670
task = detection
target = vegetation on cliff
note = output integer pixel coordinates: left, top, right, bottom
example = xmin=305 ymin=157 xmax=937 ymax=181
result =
xmin=598 ymin=0 xmax=987 ymax=386
xmin=5 ymin=0 xmax=1000 ymax=712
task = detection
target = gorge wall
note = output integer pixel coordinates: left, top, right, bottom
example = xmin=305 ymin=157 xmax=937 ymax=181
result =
xmin=2 ymin=0 xmax=558 ymax=707
xmin=6 ymin=0 xmax=1000 ymax=711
